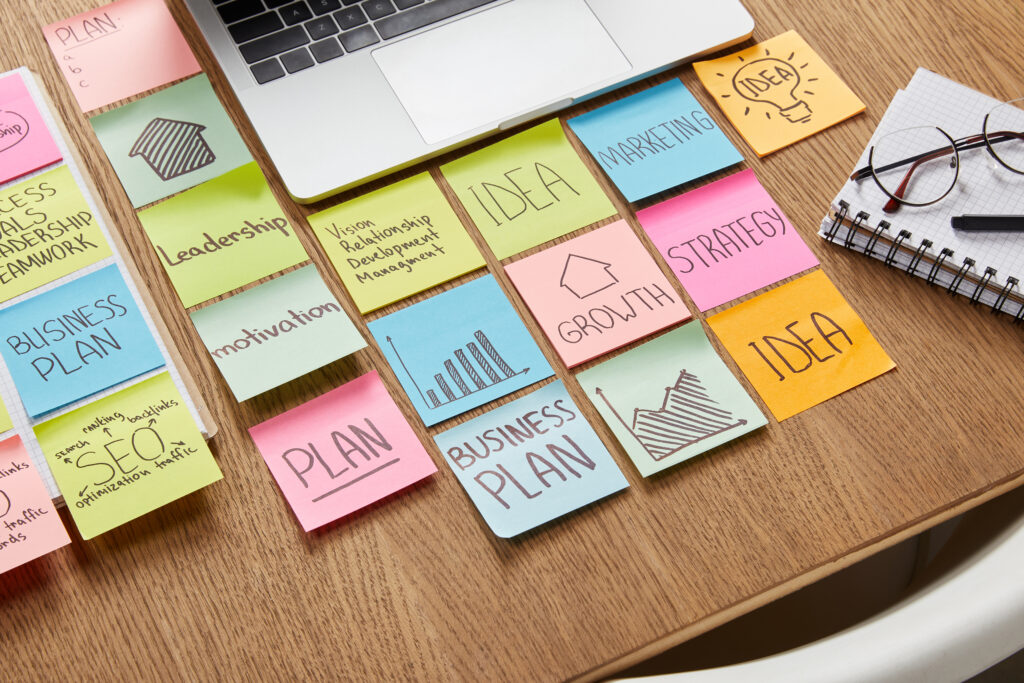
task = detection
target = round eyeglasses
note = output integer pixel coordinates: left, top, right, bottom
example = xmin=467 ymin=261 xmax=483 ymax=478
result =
xmin=849 ymin=97 xmax=1024 ymax=213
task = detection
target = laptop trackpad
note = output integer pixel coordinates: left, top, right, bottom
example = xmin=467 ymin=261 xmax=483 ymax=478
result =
xmin=373 ymin=0 xmax=631 ymax=144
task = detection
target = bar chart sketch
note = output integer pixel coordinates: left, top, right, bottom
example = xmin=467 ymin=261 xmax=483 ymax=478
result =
xmin=387 ymin=331 xmax=529 ymax=409
xmin=595 ymin=369 xmax=747 ymax=461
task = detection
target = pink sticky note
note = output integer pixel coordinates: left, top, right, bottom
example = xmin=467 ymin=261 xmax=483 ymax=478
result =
xmin=0 ymin=436 xmax=71 ymax=574
xmin=505 ymin=220 xmax=691 ymax=367
xmin=0 ymin=73 xmax=62 ymax=184
xmin=637 ymin=169 xmax=819 ymax=312
xmin=43 ymin=0 xmax=201 ymax=112
xmin=248 ymin=371 xmax=437 ymax=531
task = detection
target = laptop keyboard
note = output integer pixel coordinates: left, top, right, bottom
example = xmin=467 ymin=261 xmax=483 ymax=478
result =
xmin=213 ymin=0 xmax=500 ymax=84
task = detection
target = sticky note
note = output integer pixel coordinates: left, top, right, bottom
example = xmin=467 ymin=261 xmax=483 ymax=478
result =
xmin=505 ymin=220 xmax=691 ymax=367
xmin=693 ymin=31 xmax=865 ymax=156
xmin=0 ymin=265 xmax=164 ymax=418
xmin=308 ymin=173 xmax=485 ymax=313
xmin=43 ymin=0 xmax=201 ymax=113
xmin=638 ymin=169 xmax=819 ymax=311
xmin=190 ymin=264 xmax=366 ymax=401
xmin=434 ymin=380 xmax=627 ymax=537
xmin=0 ymin=399 xmax=11 ymax=434
xmin=0 ymin=72 xmax=62 ymax=184
xmin=34 ymin=372 xmax=222 ymax=540
xmin=707 ymin=270 xmax=894 ymax=421
xmin=577 ymin=322 xmax=766 ymax=476
xmin=0 ymin=165 xmax=113 ymax=304
xmin=440 ymin=119 xmax=616 ymax=260
xmin=0 ymin=435 xmax=71 ymax=573
xmin=249 ymin=371 xmax=436 ymax=531
xmin=367 ymin=275 xmax=553 ymax=426
xmin=567 ymin=80 xmax=743 ymax=202
xmin=137 ymin=161 xmax=309 ymax=307
xmin=90 ymin=75 xmax=253 ymax=208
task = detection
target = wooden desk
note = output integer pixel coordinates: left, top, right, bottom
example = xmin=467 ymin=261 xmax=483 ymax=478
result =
xmin=4 ymin=1 xmax=1024 ymax=680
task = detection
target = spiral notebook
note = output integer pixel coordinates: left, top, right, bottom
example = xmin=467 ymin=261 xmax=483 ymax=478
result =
xmin=819 ymin=69 xmax=1024 ymax=318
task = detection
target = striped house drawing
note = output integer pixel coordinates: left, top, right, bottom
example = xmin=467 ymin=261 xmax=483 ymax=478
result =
xmin=129 ymin=117 xmax=216 ymax=181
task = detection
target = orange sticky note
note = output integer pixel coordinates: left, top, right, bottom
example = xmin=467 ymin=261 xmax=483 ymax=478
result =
xmin=43 ymin=0 xmax=201 ymax=112
xmin=707 ymin=270 xmax=894 ymax=421
xmin=693 ymin=30 xmax=864 ymax=156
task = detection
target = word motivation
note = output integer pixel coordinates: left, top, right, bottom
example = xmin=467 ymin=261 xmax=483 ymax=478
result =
xmin=190 ymin=265 xmax=365 ymax=401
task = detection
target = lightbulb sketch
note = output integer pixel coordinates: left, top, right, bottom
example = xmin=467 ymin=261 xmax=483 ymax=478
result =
xmin=595 ymin=369 xmax=747 ymax=461
xmin=719 ymin=49 xmax=818 ymax=124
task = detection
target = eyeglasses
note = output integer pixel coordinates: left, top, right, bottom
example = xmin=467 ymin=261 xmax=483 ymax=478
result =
xmin=849 ymin=98 xmax=1024 ymax=214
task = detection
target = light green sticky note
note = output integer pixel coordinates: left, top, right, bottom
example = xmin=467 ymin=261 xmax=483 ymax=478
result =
xmin=90 ymin=74 xmax=253 ymax=208
xmin=190 ymin=264 xmax=366 ymax=401
xmin=34 ymin=372 xmax=222 ymax=540
xmin=137 ymin=161 xmax=309 ymax=307
xmin=576 ymin=322 xmax=767 ymax=477
xmin=0 ymin=397 xmax=12 ymax=434
xmin=0 ymin=165 xmax=113 ymax=304
xmin=308 ymin=173 xmax=485 ymax=313
xmin=440 ymin=119 xmax=616 ymax=260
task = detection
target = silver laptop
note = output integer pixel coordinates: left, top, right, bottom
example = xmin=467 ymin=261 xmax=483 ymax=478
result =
xmin=184 ymin=0 xmax=753 ymax=203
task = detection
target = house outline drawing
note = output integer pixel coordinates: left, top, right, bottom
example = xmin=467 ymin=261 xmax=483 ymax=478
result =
xmin=129 ymin=117 xmax=216 ymax=181
xmin=559 ymin=253 xmax=618 ymax=299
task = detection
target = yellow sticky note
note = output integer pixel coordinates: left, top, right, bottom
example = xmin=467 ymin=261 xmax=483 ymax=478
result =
xmin=693 ymin=30 xmax=865 ymax=156
xmin=137 ymin=162 xmax=309 ymax=307
xmin=34 ymin=372 xmax=222 ymax=539
xmin=708 ymin=270 xmax=894 ymax=421
xmin=308 ymin=173 xmax=485 ymax=313
xmin=440 ymin=119 xmax=616 ymax=260
xmin=0 ymin=165 xmax=112 ymax=303
xmin=0 ymin=397 xmax=11 ymax=433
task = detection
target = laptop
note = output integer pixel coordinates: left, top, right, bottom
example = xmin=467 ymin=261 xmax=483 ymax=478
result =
xmin=184 ymin=0 xmax=754 ymax=203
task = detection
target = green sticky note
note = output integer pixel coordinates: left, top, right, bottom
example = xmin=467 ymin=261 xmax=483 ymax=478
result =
xmin=34 ymin=372 xmax=222 ymax=540
xmin=308 ymin=173 xmax=485 ymax=313
xmin=0 ymin=397 xmax=12 ymax=434
xmin=190 ymin=264 xmax=366 ymax=401
xmin=137 ymin=162 xmax=309 ymax=307
xmin=0 ymin=165 xmax=113 ymax=304
xmin=576 ymin=322 xmax=767 ymax=477
xmin=90 ymin=74 xmax=253 ymax=208
xmin=440 ymin=119 xmax=616 ymax=260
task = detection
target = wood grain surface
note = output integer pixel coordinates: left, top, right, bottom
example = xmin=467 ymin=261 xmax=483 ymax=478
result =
xmin=3 ymin=1 xmax=1024 ymax=681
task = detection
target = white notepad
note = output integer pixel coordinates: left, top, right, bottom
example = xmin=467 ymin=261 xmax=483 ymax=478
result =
xmin=818 ymin=68 xmax=1024 ymax=313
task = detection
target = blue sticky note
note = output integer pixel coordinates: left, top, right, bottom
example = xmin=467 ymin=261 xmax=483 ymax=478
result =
xmin=434 ymin=380 xmax=629 ymax=537
xmin=368 ymin=275 xmax=553 ymax=426
xmin=0 ymin=265 xmax=165 ymax=417
xmin=568 ymin=80 xmax=744 ymax=202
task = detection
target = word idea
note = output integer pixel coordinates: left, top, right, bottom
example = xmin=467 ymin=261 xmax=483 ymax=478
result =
xmin=441 ymin=119 xmax=616 ymax=259
xmin=708 ymin=269 xmax=895 ymax=421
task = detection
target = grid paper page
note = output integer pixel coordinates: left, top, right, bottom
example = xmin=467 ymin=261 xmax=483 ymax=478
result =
xmin=0 ymin=67 xmax=207 ymax=500
xmin=821 ymin=68 xmax=1024 ymax=303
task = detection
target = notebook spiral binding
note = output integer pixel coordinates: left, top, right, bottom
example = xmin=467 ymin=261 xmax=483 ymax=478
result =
xmin=824 ymin=200 xmax=1024 ymax=320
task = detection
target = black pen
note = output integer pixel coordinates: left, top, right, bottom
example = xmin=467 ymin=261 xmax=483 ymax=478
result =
xmin=951 ymin=215 xmax=1024 ymax=232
